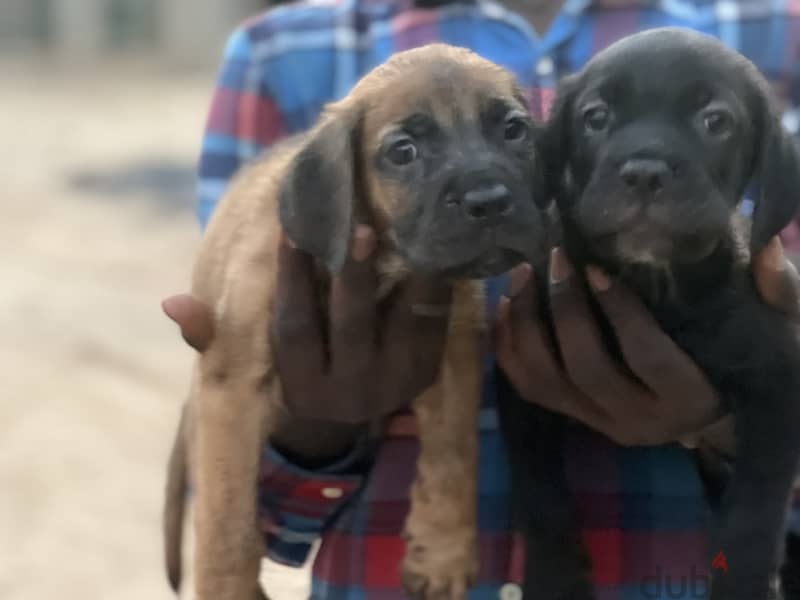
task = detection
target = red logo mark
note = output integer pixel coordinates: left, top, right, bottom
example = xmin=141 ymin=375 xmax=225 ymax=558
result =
xmin=712 ymin=551 xmax=728 ymax=574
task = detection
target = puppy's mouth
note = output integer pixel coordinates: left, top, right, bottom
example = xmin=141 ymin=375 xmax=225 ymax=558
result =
xmin=576 ymin=160 xmax=731 ymax=266
xmin=399 ymin=242 xmax=528 ymax=280
xmin=392 ymin=222 xmax=544 ymax=279
xmin=590 ymin=223 xmax=720 ymax=266
xmin=438 ymin=247 xmax=528 ymax=279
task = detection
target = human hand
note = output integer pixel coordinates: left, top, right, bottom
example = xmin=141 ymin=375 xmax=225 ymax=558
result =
xmin=753 ymin=236 xmax=800 ymax=317
xmin=268 ymin=225 xmax=453 ymax=462
xmin=271 ymin=225 xmax=452 ymax=424
xmin=162 ymin=225 xmax=452 ymax=463
xmin=494 ymin=236 xmax=800 ymax=447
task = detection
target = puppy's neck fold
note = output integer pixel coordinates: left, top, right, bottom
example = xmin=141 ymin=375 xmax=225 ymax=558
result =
xmin=564 ymin=224 xmax=742 ymax=310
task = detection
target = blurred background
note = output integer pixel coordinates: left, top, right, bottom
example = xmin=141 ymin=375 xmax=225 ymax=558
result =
xmin=0 ymin=1 xmax=309 ymax=598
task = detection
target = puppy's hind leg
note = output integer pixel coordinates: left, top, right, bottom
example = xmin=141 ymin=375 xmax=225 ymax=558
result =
xmin=496 ymin=369 xmax=594 ymax=600
xmin=709 ymin=371 xmax=800 ymax=600
xmin=191 ymin=362 xmax=274 ymax=600
xmin=402 ymin=298 xmax=482 ymax=600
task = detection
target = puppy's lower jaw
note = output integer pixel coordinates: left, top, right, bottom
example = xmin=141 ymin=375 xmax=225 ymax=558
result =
xmin=614 ymin=227 xmax=672 ymax=266
xmin=429 ymin=249 xmax=528 ymax=280
xmin=612 ymin=229 xmax=720 ymax=267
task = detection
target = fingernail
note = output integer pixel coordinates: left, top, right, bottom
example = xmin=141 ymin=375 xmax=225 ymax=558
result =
xmin=509 ymin=263 xmax=533 ymax=297
xmin=586 ymin=266 xmax=611 ymax=292
xmin=549 ymin=247 xmax=572 ymax=284
xmin=586 ymin=266 xmax=611 ymax=291
xmin=763 ymin=236 xmax=785 ymax=272
xmin=496 ymin=296 xmax=510 ymax=320
xmin=161 ymin=299 xmax=176 ymax=321
xmin=161 ymin=295 xmax=185 ymax=323
xmin=351 ymin=225 xmax=375 ymax=262
xmin=279 ymin=230 xmax=298 ymax=249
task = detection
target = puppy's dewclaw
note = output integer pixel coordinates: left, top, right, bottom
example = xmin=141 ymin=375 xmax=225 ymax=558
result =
xmin=163 ymin=43 xmax=550 ymax=600
xmin=505 ymin=27 xmax=800 ymax=600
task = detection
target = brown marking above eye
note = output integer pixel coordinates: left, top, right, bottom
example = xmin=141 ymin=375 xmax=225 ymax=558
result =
xmin=400 ymin=113 xmax=438 ymax=138
xmin=481 ymin=97 xmax=531 ymax=143
xmin=679 ymin=80 xmax=715 ymax=111
xmin=587 ymin=75 xmax=627 ymax=108
xmin=482 ymin=97 xmax=517 ymax=126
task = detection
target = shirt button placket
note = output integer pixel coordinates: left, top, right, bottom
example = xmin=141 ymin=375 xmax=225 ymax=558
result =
xmin=535 ymin=55 xmax=558 ymax=90
xmin=499 ymin=582 xmax=523 ymax=600
xmin=321 ymin=487 xmax=343 ymax=500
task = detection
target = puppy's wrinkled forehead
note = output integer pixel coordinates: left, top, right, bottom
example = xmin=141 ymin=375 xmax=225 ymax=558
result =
xmin=353 ymin=45 xmax=526 ymax=144
xmin=580 ymin=28 xmax=759 ymax=111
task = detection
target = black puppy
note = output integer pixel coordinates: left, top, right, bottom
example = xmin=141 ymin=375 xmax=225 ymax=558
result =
xmin=500 ymin=27 xmax=800 ymax=600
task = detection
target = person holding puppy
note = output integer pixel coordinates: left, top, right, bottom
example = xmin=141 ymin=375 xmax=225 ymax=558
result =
xmin=166 ymin=0 xmax=800 ymax=597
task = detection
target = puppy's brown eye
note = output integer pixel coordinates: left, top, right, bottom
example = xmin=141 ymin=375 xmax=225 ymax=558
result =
xmin=703 ymin=111 xmax=731 ymax=136
xmin=504 ymin=117 xmax=528 ymax=141
xmin=583 ymin=106 xmax=610 ymax=132
xmin=387 ymin=139 xmax=418 ymax=165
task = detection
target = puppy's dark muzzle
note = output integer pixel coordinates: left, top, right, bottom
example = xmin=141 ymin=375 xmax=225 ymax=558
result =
xmin=462 ymin=183 xmax=513 ymax=221
xmin=391 ymin=161 xmax=547 ymax=278
xmin=619 ymin=158 xmax=678 ymax=197
xmin=444 ymin=177 xmax=515 ymax=225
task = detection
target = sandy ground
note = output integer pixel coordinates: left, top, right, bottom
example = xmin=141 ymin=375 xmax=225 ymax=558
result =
xmin=0 ymin=56 xmax=310 ymax=600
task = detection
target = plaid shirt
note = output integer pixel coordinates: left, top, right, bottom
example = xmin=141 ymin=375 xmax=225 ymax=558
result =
xmin=197 ymin=1 xmax=800 ymax=598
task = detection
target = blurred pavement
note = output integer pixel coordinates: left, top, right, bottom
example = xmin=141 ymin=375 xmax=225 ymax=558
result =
xmin=0 ymin=57 xmax=310 ymax=600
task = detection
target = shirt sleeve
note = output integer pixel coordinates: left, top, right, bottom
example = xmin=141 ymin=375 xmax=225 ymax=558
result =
xmin=196 ymin=24 xmax=287 ymax=227
xmin=257 ymin=438 xmax=373 ymax=566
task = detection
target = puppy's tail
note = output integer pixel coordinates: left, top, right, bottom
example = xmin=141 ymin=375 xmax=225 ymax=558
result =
xmin=163 ymin=403 xmax=189 ymax=593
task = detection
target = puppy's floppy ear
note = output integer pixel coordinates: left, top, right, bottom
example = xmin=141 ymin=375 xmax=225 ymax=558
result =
xmin=512 ymin=87 xmax=550 ymax=210
xmin=279 ymin=102 xmax=363 ymax=272
xmin=540 ymin=74 xmax=578 ymax=202
xmin=750 ymin=99 xmax=800 ymax=254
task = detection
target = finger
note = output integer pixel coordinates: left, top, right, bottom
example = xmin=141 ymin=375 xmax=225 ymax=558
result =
xmin=509 ymin=262 xmax=534 ymax=298
xmin=330 ymin=225 xmax=379 ymax=375
xmin=493 ymin=292 xmax=552 ymax=412
xmin=549 ymin=251 xmax=653 ymax=421
xmin=693 ymin=441 xmax=735 ymax=502
xmin=504 ymin=263 xmax=575 ymax=389
xmin=273 ymin=231 xmax=325 ymax=377
xmin=161 ymin=294 xmax=214 ymax=352
xmin=382 ymin=276 xmax=452 ymax=401
xmin=753 ymin=236 xmax=800 ymax=317
xmin=499 ymin=261 xmax=611 ymax=427
xmin=494 ymin=296 xmax=526 ymax=379
xmin=586 ymin=267 xmax=720 ymax=434
xmin=376 ymin=276 xmax=452 ymax=419
xmin=508 ymin=263 xmax=554 ymax=353
xmin=693 ymin=415 xmax=736 ymax=459
xmin=407 ymin=275 xmax=453 ymax=322
xmin=504 ymin=263 xmax=562 ymax=374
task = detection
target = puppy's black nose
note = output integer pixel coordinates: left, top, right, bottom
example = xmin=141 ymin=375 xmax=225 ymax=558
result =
xmin=619 ymin=159 xmax=672 ymax=195
xmin=463 ymin=183 xmax=512 ymax=220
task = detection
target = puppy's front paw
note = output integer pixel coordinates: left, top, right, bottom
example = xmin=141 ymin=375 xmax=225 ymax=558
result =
xmin=401 ymin=535 xmax=478 ymax=600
